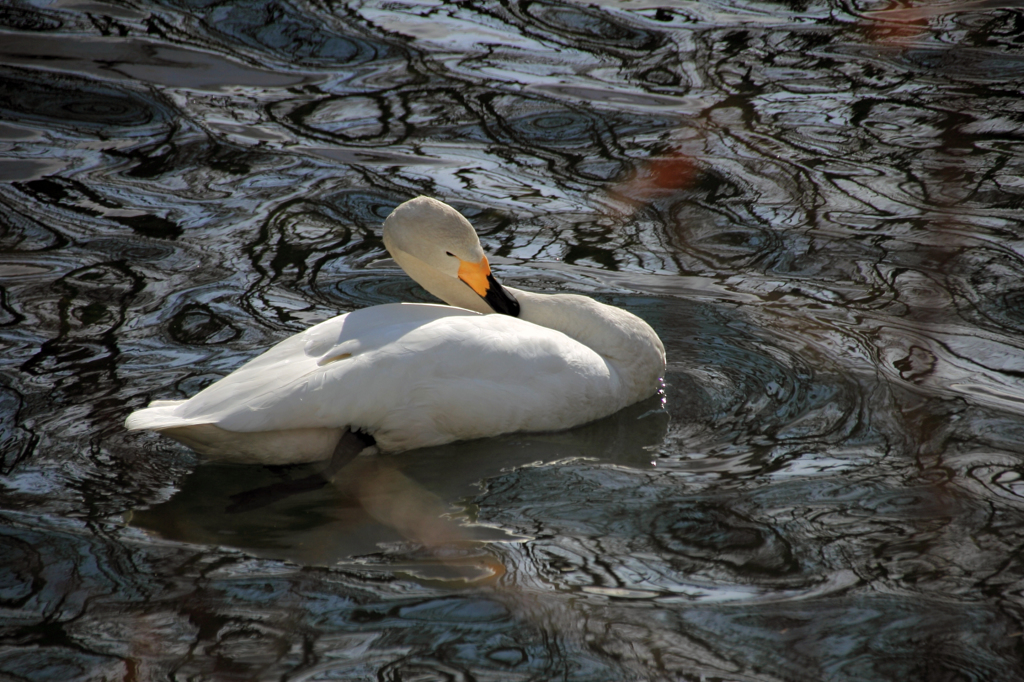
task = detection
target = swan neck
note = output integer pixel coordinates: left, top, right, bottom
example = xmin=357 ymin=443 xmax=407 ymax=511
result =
xmin=505 ymin=286 xmax=666 ymax=400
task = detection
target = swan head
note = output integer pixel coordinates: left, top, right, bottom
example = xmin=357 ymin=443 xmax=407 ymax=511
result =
xmin=383 ymin=197 xmax=520 ymax=316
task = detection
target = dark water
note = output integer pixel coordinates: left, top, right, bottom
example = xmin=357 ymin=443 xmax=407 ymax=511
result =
xmin=3 ymin=0 xmax=1024 ymax=679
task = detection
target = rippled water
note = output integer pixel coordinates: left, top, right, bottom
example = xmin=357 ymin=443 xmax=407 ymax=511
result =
xmin=4 ymin=0 xmax=1024 ymax=679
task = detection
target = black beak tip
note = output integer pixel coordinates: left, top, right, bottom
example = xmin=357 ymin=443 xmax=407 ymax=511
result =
xmin=483 ymin=273 xmax=520 ymax=317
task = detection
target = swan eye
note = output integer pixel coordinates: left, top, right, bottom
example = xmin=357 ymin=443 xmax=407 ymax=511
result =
xmin=445 ymin=251 xmax=456 ymax=258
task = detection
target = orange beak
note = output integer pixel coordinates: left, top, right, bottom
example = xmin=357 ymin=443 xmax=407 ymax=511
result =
xmin=457 ymin=257 xmax=492 ymax=297
xmin=457 ymin=255 xmax=521 ymax=316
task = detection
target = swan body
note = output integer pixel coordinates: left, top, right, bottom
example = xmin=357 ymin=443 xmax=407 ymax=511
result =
xmin=126 ymin=197 xmax=665 ymax=464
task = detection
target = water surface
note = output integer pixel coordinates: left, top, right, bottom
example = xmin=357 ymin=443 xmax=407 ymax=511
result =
xmin=3 ymin=0 xmax=1024 ymax=679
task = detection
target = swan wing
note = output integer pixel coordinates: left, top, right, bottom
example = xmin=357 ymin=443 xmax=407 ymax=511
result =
xmin=127 ymin=302 xmax=619 ymax=452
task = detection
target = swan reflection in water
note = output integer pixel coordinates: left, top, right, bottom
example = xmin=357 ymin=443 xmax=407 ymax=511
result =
xmin=131 ymin=395 xmax=670 ymax=578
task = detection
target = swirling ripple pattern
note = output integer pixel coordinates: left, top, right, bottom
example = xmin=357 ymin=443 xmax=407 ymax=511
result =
xmin=2 ymin=1 xmax=1024 ymax=679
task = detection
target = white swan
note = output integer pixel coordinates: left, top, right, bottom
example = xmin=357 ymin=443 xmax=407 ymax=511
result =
xmin=125 ymin=197 xmax=665 ymax=465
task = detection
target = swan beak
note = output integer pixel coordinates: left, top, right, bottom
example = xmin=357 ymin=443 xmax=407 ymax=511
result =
xmin=457 ymin=257 xmax=521 ymax=317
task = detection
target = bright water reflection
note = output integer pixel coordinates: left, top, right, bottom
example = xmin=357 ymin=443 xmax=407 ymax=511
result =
xmin=3 ymin=0 xmax=1024 ymax=679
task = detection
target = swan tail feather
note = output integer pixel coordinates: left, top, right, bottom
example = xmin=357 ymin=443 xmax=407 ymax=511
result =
xmin=124 ymin=401 xmax=188 ymax=431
